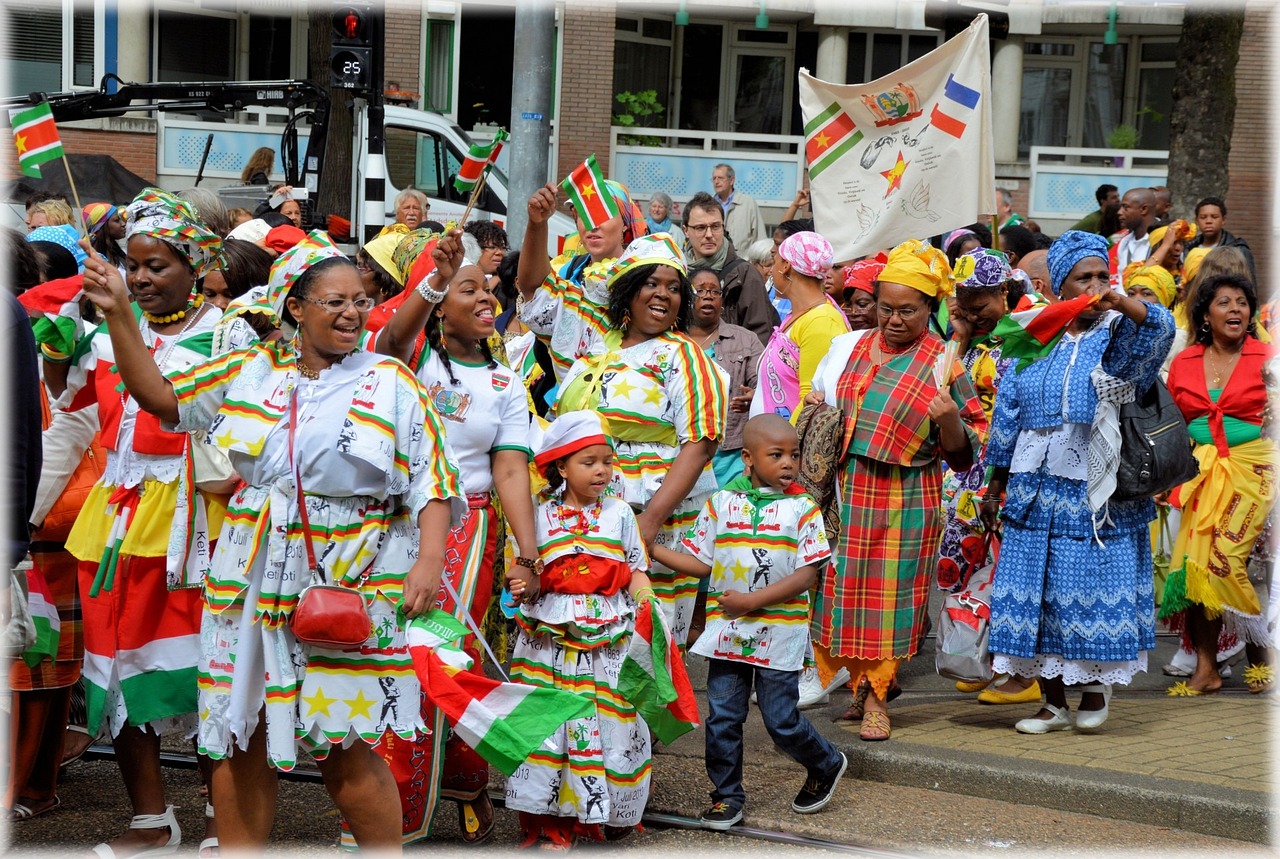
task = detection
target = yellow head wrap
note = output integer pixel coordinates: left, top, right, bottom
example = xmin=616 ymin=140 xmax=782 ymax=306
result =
xmin=362 ymin=233 xmax=406 ymax=285
xmin=1123 ymin=262 xmax=1176 ymax=307
xmin=1147 ymin=219 xmax=1198 ymax=249
xmin=878 ymin=239 xmax=953 ymax=298
xmin=1182 ymin=246 xmax=1210 ymax=285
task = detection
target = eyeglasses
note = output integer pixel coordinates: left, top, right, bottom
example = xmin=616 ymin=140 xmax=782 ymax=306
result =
xmin=686 ymin=223 xmax=724 ymax=235
xmin=307 ymin=296 xmax=377 ymax=314
xmin=693 ymin=288 xmax=723 ymax=298
xmin=482 ymin=244 xmax=508 ymax=252
xmin=354 ymin=257 xmax=374 ymax=273
xmin=876 ymin=304 xmax=924 ymax=320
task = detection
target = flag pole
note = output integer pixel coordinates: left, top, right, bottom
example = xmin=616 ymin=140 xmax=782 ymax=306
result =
xmin=458 ymin=169 xmax=490 ymax=228
xmin=61 ymin=151 xmax=87 ymax=239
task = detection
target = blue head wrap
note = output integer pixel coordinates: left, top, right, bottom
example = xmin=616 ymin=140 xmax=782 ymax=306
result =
xmin=26 ymin=224 xmax=87 ymax=271
xmin=1047 ymin=230 xmax=1108 ymax=296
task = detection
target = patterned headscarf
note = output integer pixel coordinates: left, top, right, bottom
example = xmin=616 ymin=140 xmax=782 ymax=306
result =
xmin=1123 ymin=262 xmax=1177 ymax=307
xmin=952 ymin=248 xmax=1012 ymax=290
xmin=81 ymin=202 xmax=117 ymax=236
xmin=879 ymin=239 xmax=953 ymax=298
xmin=266 ymin=230 xmax=347 ymax=320
xmin=943 ymin=228 xmax=977 ymax=255
xmin=604 ymin=180 xmax=647 ymax=244
xmin=391 ymin=228 xmax=441 ymax=285
xmin=842 ymin=257 xmax=886 ymax=295
xmin=1182 ymin=246 xmax=1210 ymax=285
xmin=1046 ymin=230 xmax=1108 ymax=296
xmin=25 ymin=225 xmax=87 ymax=270
xmin=125 ymin=188 xmax=222 ymax=278
xmin=605 ymin=233 xmax=687 ymax=288
xmin=778 ymin=231 xmax=834 ymax=278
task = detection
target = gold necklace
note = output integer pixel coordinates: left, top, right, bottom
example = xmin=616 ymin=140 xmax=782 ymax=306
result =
xmin=691 ymin=326 xmax=719 ymax=349
xmin=296 ymin=360 xmax=321 ymax=380
xmin=1205 ymin=346 xmax=1242 ymax=388
xmin=141 ymin=292 xmax=204 ymax=325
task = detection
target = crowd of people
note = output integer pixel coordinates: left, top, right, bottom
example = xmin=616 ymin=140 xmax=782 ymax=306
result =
xmin=4 ymin=158 xmax=1275 ymax=854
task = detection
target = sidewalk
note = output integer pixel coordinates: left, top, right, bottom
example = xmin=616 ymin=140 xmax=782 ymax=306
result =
xmin=663 ymin=635 xmax=1273 ymax=845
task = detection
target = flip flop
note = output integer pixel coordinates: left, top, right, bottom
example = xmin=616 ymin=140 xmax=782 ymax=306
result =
xmin=458 ymin=794 xmax=495 ymax=845
xmin=1244 ymin=663 xmax=1275 ymax=694
xmin=9 ymin=796 xmax=60 ymax=821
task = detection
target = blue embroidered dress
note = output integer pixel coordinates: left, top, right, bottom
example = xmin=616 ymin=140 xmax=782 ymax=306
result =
xmin=985 ymin=305 xmax=1175 ymax=685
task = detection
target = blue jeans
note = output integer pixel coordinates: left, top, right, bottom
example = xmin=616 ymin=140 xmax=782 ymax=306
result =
xmin=704 ymin=658 xmax=842 ymax=809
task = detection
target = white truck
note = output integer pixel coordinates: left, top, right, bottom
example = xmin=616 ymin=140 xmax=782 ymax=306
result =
xmin=5 ymin=77 xmax=575 ymax=252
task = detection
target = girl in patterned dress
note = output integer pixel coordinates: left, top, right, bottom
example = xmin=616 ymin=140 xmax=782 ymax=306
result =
xmin=82 ymin=230 xmax=464 ymax=850
xmin=504 ymin=412 xmax=653 ymax=850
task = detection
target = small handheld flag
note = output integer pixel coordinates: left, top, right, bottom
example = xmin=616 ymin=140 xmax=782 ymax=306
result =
xmin=560 ymin=155 xmax=618 ymax=232
xmin=989 ymin=292 xmax=1102 ymax=370
xmin=454 ymin=128 xmax=508 ymax=195
xmin=9 ymin=101 xmax=64 ymax=179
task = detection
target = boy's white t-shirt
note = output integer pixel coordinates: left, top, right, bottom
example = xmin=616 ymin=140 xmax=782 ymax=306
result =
xmin=683 ymin=486 xmax=830 ymax=672
xmin=416 ymin=351 xmax=531 ymax=495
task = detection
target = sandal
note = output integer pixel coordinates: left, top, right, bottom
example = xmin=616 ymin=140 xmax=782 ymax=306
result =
xmin=1244 ymin=663 xmax=1275 ymax=694
xmin=60 ymin=725 xmax=96 ymax=768
xmin=859 ymin=711 xmax=891 ymax=741
xmin=90 ymin=805 xmax=181 ymax=859
xmin=840 ymin=679 xmax=901 ymax=722
xmin=458 ymin=794 xmax=495 ymax=845
xmin=199 ymin=802 xmax=218 ymax=858
xmin=9 ymin=796 xmax=60 ymax=821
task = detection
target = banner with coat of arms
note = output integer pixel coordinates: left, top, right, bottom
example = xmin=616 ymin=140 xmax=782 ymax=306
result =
xmin=799 ymin=14 xmax=996 ymax=262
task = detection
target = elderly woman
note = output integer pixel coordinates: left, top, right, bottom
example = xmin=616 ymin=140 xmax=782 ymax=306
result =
xmin=516 ymin=179 xmax=647 ymax=382
xmin=1161 ymin=273 xmax=1276 ymax=695
xmin=375 ymin=236 xmax=537 ymax=844
xmin=52 ymin=189 xmax=252 ymax=856
xmin=749 ymin=232 xmax=850 ymax=423
xmin=82 ymin=230 xmax=463 ymax=850
xmin=840 ymin=258 xmax=883 ymax=331
xmin=552 ymin=233 xmax=726 ymax=644
xmin=646 ymin=191 xmax=686 ymax=250
xmin=393 ymin=188 xmax=429 ymax=230
xmin=807 ymin=240 xmax=987 ymax=740
xmin=980 ymin=231 xmax=1175 ymax=735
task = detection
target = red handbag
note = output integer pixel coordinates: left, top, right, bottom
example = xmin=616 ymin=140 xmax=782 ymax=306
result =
xmin=285 ymin=385 xmax=371 ymax=649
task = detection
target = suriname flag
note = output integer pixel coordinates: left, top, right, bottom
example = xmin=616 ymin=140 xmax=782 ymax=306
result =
xmin=804 ymin=102 xmax=863 ymax=181
xmin=9 ymin=101 xmax=64 ymax=179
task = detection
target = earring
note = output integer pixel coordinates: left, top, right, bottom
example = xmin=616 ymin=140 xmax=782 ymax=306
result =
xmin=1199 ymin=321 xmax=1211 ymax=336
xmin=621 ymin=310 xmax=631 ymax=332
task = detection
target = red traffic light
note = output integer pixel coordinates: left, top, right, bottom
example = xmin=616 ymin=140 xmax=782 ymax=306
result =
xmin=343 ymin=13 xmax=358 ymax=38
xmin=332 ymin=6 xmax=367 ymax=42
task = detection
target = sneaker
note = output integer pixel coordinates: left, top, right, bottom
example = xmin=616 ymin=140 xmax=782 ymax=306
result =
xmin=820 ymin=666 xmax=852 ymax=697
xmin=1163 ymin=647 xmax=1196 ymax=677
xmin=797 ymin=667 xmax=829 ymax=709
xmin=700 ymin=801 xmax=743 ymax=830
xmin=792 ymin=751 xmax=848 ymax=814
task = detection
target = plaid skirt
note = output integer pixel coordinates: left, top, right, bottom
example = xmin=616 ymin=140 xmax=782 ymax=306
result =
xmin=812 ymin=454 xmax=943 ymax=660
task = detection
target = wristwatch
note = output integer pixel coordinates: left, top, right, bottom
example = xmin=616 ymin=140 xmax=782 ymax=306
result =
xmin=515 ymin=556 xmax=544 ymax=576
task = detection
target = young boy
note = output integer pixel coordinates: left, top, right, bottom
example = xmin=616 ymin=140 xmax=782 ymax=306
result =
xmin=649 ymin=414 xmax=847 ymax=830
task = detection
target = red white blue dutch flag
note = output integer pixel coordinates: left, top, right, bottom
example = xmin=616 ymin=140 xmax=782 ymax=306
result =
xmin=929 ymin=73 xmax=981 ymax=139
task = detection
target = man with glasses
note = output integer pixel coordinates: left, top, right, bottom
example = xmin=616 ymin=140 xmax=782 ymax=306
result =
xmin=712 ymin=163 xmax=767 ymax=248
xmin=684 ymin=191 xmax=778 ymax=344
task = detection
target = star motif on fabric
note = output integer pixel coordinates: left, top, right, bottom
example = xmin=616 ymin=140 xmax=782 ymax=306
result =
xmin=345 ymin=690 xmax=376 ymax=720
xmin=215 ymin=428 xmax=239 ymax=448
xmin=711 ymin=559 xmax=725 ymax=579
xmin=303 ymin=687 xmax=337 ymax=717
xmin=610 ymin=377 xmax=636 ymax=400
xmin=729 ymin=558 xmax=752 ymax=583
xmin=881 ymin=151 xmax=908 ymax=197
xmin=558 ymin=782 xmax=580 ymax=808
xmin=642 ymin=385 xmax=663 ymax=406
xmin=14 ymin=133 xmax=27 ymax=154
xmin=814 ymin=131 xmax=831 ymax=149
xmin=581 ymin=184 xmax=596 ymax=200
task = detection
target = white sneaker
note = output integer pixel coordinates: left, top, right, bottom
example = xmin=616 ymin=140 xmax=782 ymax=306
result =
xmin=797 ymin=666 xmax=829 ymax=709
xmin=1163 ymin=647 xmax=1196 ymax=677
xmin=820 ymin=667 xmax=852 ymax=697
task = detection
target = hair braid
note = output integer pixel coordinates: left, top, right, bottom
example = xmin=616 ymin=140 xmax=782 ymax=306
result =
xmin=424 ymin=311 xmax=459 ymax=385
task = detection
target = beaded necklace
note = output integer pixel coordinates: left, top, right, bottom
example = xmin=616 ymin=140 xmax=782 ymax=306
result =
xmin=141 ymin=292 xmax=204 ymax=325
xmin=125 ymin=303 xmax=206 ymax=407
xmin=555 ymin=495 xmax=603 ymax=536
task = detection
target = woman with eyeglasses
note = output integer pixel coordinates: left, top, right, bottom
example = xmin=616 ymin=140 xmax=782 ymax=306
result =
xmin=463 ymin=221 xmax=509 ymax=281
xmin=805 ymin=240 xmax=987 ymax=741
xmin=82 ymin=229 xmax=464 ymax=850
xmin=749 ymin=232 xmax=849 ymax=425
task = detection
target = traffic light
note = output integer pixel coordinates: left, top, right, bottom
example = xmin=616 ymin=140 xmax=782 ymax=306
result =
xmin=330 ymin=2 xmax=374 ymax=92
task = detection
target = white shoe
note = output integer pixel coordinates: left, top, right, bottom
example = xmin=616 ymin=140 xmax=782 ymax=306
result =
xmin=91 ymin=805 xmax=182 ymax=858
xmin=820 ymin=666 xmax=852 ymax=697
xmin=1074 ymin=683 xmax=1111 ymax=732
xmin=1163 ymin=647 xmax=1196 ymax=676
xmin=797 ymin=666 xmax=830 ymax=709
xmin=1015 ymin=703 xmax=1071 ymax=734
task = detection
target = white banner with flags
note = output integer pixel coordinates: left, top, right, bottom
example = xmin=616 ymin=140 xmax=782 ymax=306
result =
xmin=799 ymin=14 xmax=995 ymax=261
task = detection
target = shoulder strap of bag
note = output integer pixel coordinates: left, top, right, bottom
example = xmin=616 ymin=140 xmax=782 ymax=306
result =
xmin=289 ymin=386 xmax=320 ymax=582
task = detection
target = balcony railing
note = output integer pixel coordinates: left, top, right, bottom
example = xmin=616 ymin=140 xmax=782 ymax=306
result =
xmin=609 ymin=126 xmax=806 ymax=208
xmin=1028 ymin=146 xmax=1169 ymax=221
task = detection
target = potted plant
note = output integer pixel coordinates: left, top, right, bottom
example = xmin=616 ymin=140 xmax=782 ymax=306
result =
xmin=613 ymin=90 xmax=666 ymax=146
xmin=1107 ymin=123 xmax=1139 ymax=167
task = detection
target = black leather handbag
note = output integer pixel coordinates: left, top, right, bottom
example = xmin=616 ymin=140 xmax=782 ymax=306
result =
xmin=1111 ymin=376 xmax=1200 ymax=501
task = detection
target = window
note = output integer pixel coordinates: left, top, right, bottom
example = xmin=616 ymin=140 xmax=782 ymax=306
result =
xmin=247 ymin=16 xmax=292 ymax=81
xmin=677 ymin=23 xmax=722 ymax=131
xmin=846 ymin=30 xmax=942 ymax=84
xmin=423 ymin=18 xmax=455 ymax=114
xmin=613 ymin=15 xmax=673 ymax=127
xmin=5 ymin=0 xmax=100 ymax=97
xmin=1020 ymin=35 xmax=1177 ymax=157
xmin=154 ymin=7 xmax=300 ymax=83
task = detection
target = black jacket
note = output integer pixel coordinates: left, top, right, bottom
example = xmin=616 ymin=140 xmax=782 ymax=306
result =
xmin=715 ymin=246 xmax=779 ymax=345
xmin=1185 ymin=229 xmax=1256 ymax=284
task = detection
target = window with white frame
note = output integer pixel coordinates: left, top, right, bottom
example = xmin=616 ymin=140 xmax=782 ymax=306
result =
xmin=613 ymin=15 xmax=674 ymax=127
xmin=1019 ymin=35 xmax=1178 ymax=158
xmin=846 ymin=31 xmax=942 ymax=84
xmin=5 ymin=0 xmax=100 ymax=98
xmin=153 ymin=3 xmax=304 ymax=83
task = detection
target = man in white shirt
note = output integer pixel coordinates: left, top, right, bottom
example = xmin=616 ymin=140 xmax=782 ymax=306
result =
xmin=712 ymin=163 xmax=767 ymax=249
xmin=1114 ymin=187 xmax=1156 ymax=272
